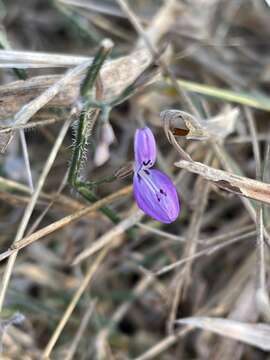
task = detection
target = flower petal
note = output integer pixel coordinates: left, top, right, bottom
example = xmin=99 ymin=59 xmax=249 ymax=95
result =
xmin=133 ymin=169 xmax=180 ymax=223
xmin=134 ymin=127 xmax=156 ymax=169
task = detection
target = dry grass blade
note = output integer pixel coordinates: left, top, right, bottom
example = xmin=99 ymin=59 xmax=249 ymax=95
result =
xmin=64 ymin=300 xmax=96 ymax=360
xmin=95 ymin=274 xmax=154 ymax=356
xmin=134 ymin=331 xmax=184 ymax=360
xmin=58 ymin=0 xmax=125 ymax=18
xmin=0 ymin=117 xmax=64 ymax=133
xmin=0 ymin=313 xmax=25 ymax=353
xmin=155 ymin=231 xmax=252 ymax=277
xmin=0 ymin=185 xmax=133 ymax=263
xmin=72 ymin=209 xmax=143 ymax=265
xmin=245 ymin=107 xmax=270 ymax=320
xmin=137 ymin=223 xmax=185 ymax=242
xmin=168 ymin=167 xmax=211 ymax=333
xmin=0 ymin=57 xmax=92 ymax=151
xmin=136 ymin=0 xmax=181 ymax=48
xmin=0 ymin=174 xmax=114 ymax=216
xmin=42 ymin=245 xmax=110 ymax=359
xmin=0 ymin=48 xmax=155 ymax=121
xmin=176 ymin=160 xmax=270 ymax=205
xmin=1 ymin=58 xmax=92 ymax=145
xmin=0 ymin=176 xmax=31 ymax=194
xmin=116 ymin=0 xmax=201 ymax=120
xmin=207 ymin=280 xmax=257 ymax=360
xmin=0 ymin=49 xmax=90 ymax=68
xmin=176 ymin=317 xmax=270 ymax=351
xmin=0 ymin=118 xmax=72 ymax=311
xmin=19 ymin=130 xmax=34 ymax=192
xmin=134 ymin=253 xmax=257 ymax=360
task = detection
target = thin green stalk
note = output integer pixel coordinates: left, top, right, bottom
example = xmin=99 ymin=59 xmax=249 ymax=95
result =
xmin=76 ymin=185 xmax=120 ymax=223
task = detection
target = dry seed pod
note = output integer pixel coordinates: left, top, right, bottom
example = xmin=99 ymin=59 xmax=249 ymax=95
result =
xmin=161 ymin=107 xmax=238 ymax=141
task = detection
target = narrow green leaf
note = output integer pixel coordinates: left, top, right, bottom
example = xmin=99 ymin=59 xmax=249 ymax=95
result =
xmin=170 ymin=79 xmax=270 ymax=112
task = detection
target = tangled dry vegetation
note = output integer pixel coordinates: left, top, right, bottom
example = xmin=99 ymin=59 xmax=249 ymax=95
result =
xmin=1 ymin=0 xmax=270 ymax=359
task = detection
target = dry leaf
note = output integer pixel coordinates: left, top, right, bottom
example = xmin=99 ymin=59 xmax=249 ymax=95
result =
xmin=176 ymin=317 xmax=270 ymax=351
xmin=175 ymin=160 xmax=270 ymax=205
xmin=0 ymin=48 xmax=157 ymax=122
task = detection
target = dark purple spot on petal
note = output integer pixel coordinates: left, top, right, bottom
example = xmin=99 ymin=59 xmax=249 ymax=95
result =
xmin=134 ymin=127 xmax=156 ymax=168
xmin=143 ymin=160 xmax=151 ymax=166
xmin=133 ymin=169 xmax=180 ymax=223
xmin=160 ymin=189 xmax=167 ymax=196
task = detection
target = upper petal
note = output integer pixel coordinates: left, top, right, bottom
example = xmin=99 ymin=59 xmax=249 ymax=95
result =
xmin=134 ymin=127 xmax=156 ymax=169
xmin=133 ymin=169 xmax=180 ymax=224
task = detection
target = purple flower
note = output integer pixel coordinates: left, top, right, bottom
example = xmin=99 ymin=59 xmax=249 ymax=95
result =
xmin=133 ymin=127 xmax=180 ymax=223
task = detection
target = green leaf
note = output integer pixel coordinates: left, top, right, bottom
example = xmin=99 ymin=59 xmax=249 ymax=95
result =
xmin=169 ymin=79 xmax=270 ymax=112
